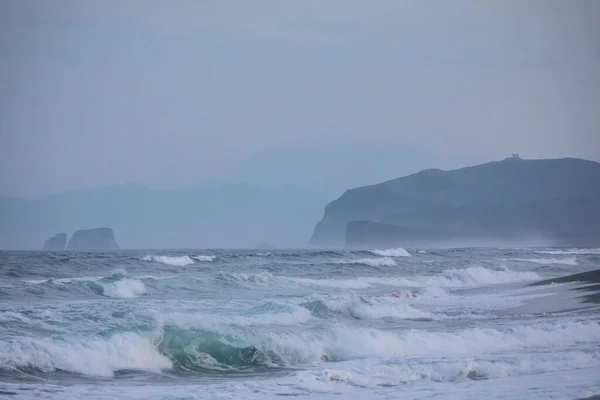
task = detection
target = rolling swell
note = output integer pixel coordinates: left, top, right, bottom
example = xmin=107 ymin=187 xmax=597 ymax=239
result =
xmin=15 ymin=272 xmax=147 ymax=299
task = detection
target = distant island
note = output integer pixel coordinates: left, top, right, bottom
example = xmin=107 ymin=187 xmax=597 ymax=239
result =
xmin=0 ymin=183 xmax=328 ymax=250
xmin=42 ymin=228 xmax=120 ymax=251
xmin=42 ymin=233 xmax=67 ymax=251
xmin=309 ymin=156 xmax=600 ymax=248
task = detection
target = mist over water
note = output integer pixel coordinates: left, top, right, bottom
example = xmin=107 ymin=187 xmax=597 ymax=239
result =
xmin=1 ymin=247 xmax=599 ymax=399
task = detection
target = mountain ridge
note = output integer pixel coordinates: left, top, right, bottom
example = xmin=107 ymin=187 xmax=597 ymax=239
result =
xmin=309 ymin=157 xmax=600 ymax=248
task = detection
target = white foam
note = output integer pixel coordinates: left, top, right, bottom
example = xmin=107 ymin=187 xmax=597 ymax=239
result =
xmin=142 ymin=255 xmax=195 ymax=266
xmin=370 ymin=248 xmax=412 ymax=257
xmin=101 ymin=278 xmax=147 ymax=299
xmin=0 ymin=332 xmax=171 ymax=377
xmin=516 ymin=257 xmax=578 ymax=265
xmin=193 ymin=255 xmax=217 ymax=262
xmin=293 ymin=320 xmax=600 ymax=368
xmin=9 ymin=365 xmax=600 ymax=400
xmin=309 ymin=350 xmax=600 ymax=387
xmin=340 ymin=257 xmax=397 ymax=267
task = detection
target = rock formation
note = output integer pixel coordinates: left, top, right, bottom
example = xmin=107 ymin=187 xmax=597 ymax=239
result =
xmin=65 ymin=227 xmax=120 ymax=251
xmin=310 ymin=157 xmax=600 ymax=248
xmin=42 ymin=233 xmax=67 ymax=251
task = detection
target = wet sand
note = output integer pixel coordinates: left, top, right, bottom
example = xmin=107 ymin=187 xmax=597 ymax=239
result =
xmin=529 ymin=269 xmax=600 ymax=304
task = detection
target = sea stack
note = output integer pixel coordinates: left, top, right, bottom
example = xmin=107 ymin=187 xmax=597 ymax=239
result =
xmin=66 ymin=227 xmax=120 ymax=251
xmin=42 ymin=233 xmax=67 ymax=251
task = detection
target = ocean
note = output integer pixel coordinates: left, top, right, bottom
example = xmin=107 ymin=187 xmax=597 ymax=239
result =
xmin=1 ymin=247 xmax=600 ymax=399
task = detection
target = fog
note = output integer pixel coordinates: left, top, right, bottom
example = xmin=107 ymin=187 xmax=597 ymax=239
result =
xmin=1 ymin=1 xmax=599 ymax=249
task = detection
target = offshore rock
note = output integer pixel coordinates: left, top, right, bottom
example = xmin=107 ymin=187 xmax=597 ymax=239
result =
xmin=66 ymin=227 xmax=120 ymax=251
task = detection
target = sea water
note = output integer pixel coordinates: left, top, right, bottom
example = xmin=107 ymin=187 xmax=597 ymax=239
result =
xmin=1 ymin=248 xmax=600 ymax=399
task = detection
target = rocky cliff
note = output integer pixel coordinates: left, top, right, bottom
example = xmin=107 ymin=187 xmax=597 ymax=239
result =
xmin=66 ymin=227 xmax=120 ymax=251
xmin=42 ymin=233 xmax=67 ymax=251
xmin=310 ymin=157 xmax=600 ymax=248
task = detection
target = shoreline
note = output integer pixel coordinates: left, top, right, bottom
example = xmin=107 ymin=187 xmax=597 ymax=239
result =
xmin=529 ymin=269 xmax=600 ymax=304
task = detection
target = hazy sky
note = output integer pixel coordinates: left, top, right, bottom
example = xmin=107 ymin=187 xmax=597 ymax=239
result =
xmin=1 ymin=0 xmax=599 ymax=198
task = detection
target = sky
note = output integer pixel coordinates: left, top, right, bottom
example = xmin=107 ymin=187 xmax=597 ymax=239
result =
xmin=1 ymin=0 xmax=599 ymax=199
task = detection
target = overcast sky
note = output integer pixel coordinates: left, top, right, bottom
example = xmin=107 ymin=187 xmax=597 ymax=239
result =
xmin=1 ymin=0 xmax=599 ymax=198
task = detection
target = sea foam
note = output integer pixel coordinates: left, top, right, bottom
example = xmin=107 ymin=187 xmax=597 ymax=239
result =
xmin=370 ymin=248 xmax=412 ymax=257
xmin=142 ymin=255 xmax=195 ymax=266
xmin=0 ymin=332 xmax=171 ymax=377
xmin=100 ymin=278 xmax=147 ymax=298
xmin=310 ymin=350 xmax=600 ymax=387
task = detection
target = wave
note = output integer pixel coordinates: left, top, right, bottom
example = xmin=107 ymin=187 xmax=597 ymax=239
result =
xmin=516 ymin=257 xmax=578 ymax=265
xmin=2 ymin=315 xmax=597 ymax=377
xmin=193 ymin=255 xmax=216 ymax=262
xmin=142 ymin=255 xmax=195 ymax=266
xmin=99 ymin=278 xmax=146 ymax=298
xmin=339 ymin=257 xmax=397 ymax=267
xmin=535 ymin=248 xmax=600 ymax=255
xmin=301 ymin=293 xmax=432 ymax=320
xmin=218 ymin=266 xmax=539 ymax=292
xmin=21 ymin=272 xmax=147 ymax=299
xmin=0 ymin=332 xmax=171 ymax=377
xmin=369 ymin=248 xmax=411 ymax=257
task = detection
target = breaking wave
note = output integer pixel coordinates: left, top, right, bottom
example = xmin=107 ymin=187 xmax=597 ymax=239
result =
xmin=301 ymin=293 xmax=432 ymax=320
xmin=217 ymin=266 xmax=539 ymax=291
xmin=142 ymin=255 xmax=195 ymax=266
xmin=0 ymin=332 xmax=171 ymax=377
xmin=20 ymin=272 xmax=147 ymax=299
xmin=370 ymin=248 xmax=412 ymax=257
xmin=99 ymin=278 xmax=147 ymax=298
xmin=2 ymin=319 xmax=597 ymax=376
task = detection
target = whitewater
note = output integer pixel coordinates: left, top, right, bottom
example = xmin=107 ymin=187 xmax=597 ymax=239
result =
xmin=1 ymin=248 xmax=599 ymax=400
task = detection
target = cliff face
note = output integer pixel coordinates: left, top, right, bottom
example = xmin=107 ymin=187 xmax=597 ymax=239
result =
xmin=42 ymin=233 xmax=67 ymax=251
xmin=310 ymin=157 xmax=600 ymax=248
xmin=66 ymin=227 xmax=120 ymax=251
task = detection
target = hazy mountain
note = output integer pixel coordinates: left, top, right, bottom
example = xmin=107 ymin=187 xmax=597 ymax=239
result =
xmin=309 ymin=157 xmax=600 ymax=248
xmin=0 ymin=183 xmax=328 ymax=249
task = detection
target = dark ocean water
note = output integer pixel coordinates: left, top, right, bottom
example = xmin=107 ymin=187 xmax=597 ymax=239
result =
xmin=1 ymin=247 xmax=600 ymax=399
